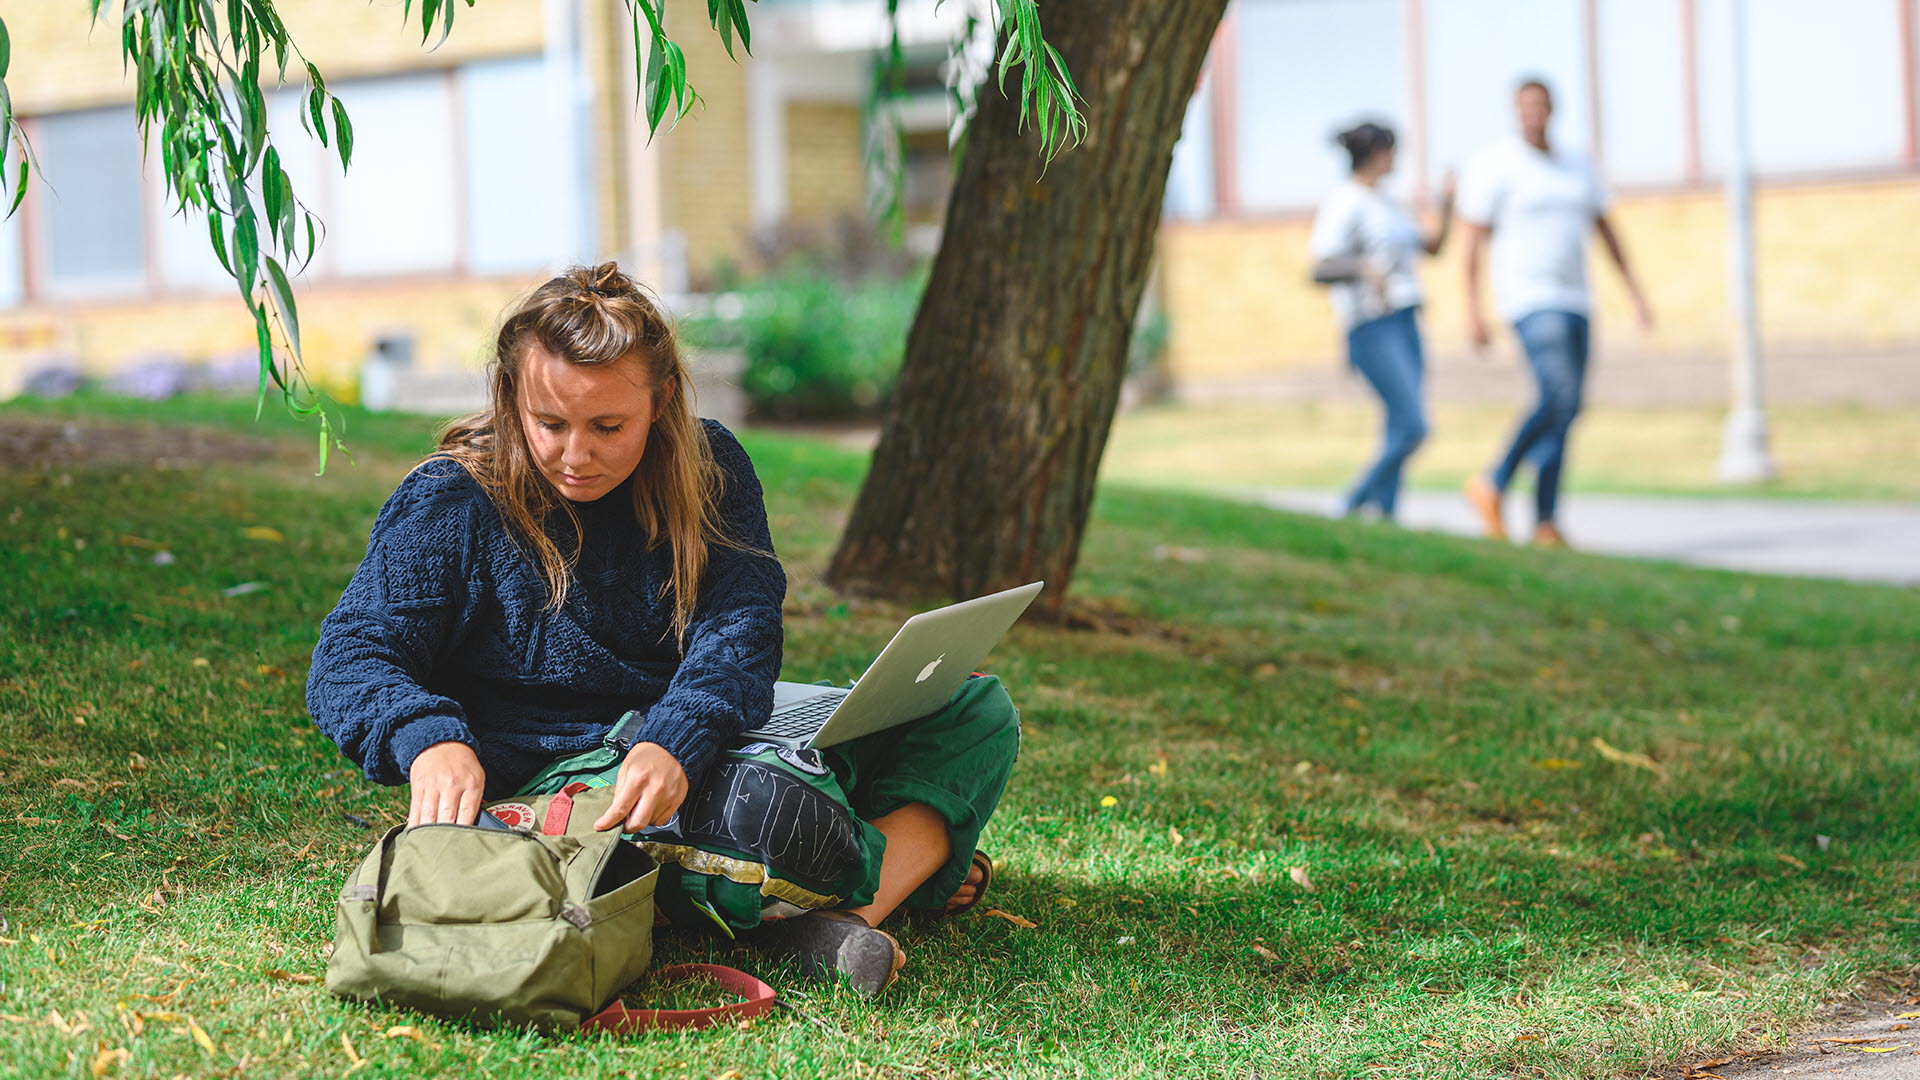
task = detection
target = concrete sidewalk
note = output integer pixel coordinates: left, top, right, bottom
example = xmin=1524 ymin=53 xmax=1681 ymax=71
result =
xmin=1249 ymin=489 xmax=1920 ymax=586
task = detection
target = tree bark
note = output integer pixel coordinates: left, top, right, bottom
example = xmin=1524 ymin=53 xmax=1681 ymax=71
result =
xmin=826 ymin=0 xmax=1228 ymax=615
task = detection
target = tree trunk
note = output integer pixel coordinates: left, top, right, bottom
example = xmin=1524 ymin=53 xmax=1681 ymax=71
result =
xmin=826 ymin=0 xmax=1228 ymax=615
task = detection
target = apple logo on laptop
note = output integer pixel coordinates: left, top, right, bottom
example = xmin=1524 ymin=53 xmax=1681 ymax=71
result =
xmin=916 ymin=654 xmax=946 ymax=683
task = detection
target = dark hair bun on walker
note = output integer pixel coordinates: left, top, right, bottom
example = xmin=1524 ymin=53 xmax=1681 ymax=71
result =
xmin=1334 ymin=120 xmax=1397 ymax=174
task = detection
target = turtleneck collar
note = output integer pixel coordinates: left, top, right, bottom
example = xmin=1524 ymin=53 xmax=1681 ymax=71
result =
xmin=563 ymin=470 xmax=640 ymax=532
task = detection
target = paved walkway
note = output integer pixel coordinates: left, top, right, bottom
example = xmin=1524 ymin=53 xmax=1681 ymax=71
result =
xmin=1248 ymin=489 xmax=1920 ymax=587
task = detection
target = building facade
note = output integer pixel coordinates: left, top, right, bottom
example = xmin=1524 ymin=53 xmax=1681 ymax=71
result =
xmin=0 ymin=0 xmax=960 ymax=401
xmin=1160 ymin=0 xmax=1920 ymax=401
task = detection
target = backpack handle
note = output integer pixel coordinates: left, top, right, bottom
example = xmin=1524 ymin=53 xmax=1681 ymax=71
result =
xmin=579 ymin=964 xmax=778 ymax=1033
xmin=542 ymin=782 xmax=594 ymax=836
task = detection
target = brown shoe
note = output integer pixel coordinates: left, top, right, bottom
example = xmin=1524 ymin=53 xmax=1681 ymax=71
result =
xmin=1463 ymin=476 xmax=1507 ymax=540
xmin=1531 ymin=521 xmax=1569 ymax=548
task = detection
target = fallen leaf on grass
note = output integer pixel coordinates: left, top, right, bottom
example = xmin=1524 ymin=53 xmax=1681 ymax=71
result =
xmin=1534 ymin=758 xmax=1581 ymax=770
xmin=715 ymin=1070 xmax=743 ymax=1080
xmin=188 ymin=1019 xmax=216 ymax=1054
xmin=382 ymin=1025 xmax=431 ymax=1044
xmin=982 ymin=908 xmax=1036 ymax=929
xmin=1688 ymin=1057 xmax=1735 ymax=1069
xmin=1288 ymin=866 xmax=1316 ymax=892
xmin=263 ymin=969 xmax=318 ymax=984
xmin=53 ymin=778 xmax=88 ymax=789
xmin=89 ymin=1048 xmax=128 ymax=1077
xmin=1777 ymin=853 xmax=1807 ymax=869
xmin=1591 ymin=737 xmax=1666 ymax=776
xmin=242 ymin=526 xmax=286 ymax=543
xmin=341 ymin=1032 xmax=363 ymax=1068
xmin=1250 ymin=945 xmax=1279 ymax=962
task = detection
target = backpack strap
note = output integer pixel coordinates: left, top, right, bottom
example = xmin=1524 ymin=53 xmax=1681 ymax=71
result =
xmin=579 ymin=964 xmax=777 ymax=1033
xmin=541 ymin=782 xmax=594 ymax=836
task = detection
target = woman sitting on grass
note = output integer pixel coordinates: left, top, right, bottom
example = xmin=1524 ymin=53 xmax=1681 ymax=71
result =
xmin=305 ymin=263 xmax=1016 ymax=995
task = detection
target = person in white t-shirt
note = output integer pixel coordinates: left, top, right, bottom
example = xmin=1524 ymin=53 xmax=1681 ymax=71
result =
xmin=1457 ymin=78 xmax=1653 ymax=546
xmin=1309 ymin=120 xmax=1455 ymax=520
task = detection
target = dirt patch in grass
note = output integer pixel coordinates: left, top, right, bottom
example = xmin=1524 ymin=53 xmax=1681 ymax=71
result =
xmin=1680 ymin=971 xmax=1920 ymax=1079
xmin=0 ymin=415 xmax=281 ymax=470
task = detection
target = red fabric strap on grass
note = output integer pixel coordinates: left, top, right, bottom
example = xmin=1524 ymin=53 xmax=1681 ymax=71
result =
xmin=580 ymin=964 xmax=778 ymax=1033
xmin=541 ymin=782 xmax=592 ymax=836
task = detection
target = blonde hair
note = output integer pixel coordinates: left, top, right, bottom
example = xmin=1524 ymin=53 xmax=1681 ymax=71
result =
xmin=431 ymin=262 xmax=724 ymax=645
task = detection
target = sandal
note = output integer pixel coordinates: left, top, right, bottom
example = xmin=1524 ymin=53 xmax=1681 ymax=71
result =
xmin=910 ymin=850 xmax=993 ymax=923
xmin=752 ymin=909 xmax=904 ymax=998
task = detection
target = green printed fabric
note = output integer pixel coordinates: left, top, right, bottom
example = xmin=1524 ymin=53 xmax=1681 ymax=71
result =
xmin=515 ymin=673 xmax=1022 ymax=930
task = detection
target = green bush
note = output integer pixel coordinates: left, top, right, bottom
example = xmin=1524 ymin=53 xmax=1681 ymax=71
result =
xmin=691 ymin=264 xmax=926 ymax=423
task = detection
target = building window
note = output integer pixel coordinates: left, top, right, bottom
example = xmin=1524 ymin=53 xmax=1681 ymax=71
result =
xmin=1232 ymin=0 xmax=1409 ymax=213
xmin=33 ymin=106 xmax=147 ymax=298
xmin=1163 ymin=68 xmax=1216 ymax=221
xmin=1595 ymin=0 xmax=1690 ymax=186
xmin=461 ymin=56 xmax=562 ymax=274
xmin=1695 ymin=0 xmax=1906 ymax=177
xmin=328 ymin=73 xmax=460 ymax=277
xmin=1422 ymin=0 xmax=1590 ymax=186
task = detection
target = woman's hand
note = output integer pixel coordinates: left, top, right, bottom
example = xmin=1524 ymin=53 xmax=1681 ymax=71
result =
xmin=593 ymin=741 xmax=689 ymax=833
xmin=407 ymin=740 xmax=487 ymax=827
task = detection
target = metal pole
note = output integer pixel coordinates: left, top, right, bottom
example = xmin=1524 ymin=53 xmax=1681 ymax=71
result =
xmin=1717 ymin=0 xmax=1775 ymax=483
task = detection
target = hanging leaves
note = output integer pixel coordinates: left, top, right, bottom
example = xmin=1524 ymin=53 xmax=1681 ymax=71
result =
xmin=0 ymin=0 xmax=1081 ymax=470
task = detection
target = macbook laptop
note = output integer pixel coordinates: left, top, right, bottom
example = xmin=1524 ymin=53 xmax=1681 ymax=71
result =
xmin=739 ymin=581 xmax=1044 ymax=750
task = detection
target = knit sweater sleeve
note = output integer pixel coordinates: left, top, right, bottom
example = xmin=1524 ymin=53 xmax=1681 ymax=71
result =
xmin=306 ymin=463 xmax=484 ymax=786
xmin=630 ymin=421 xmax=786 ymax=790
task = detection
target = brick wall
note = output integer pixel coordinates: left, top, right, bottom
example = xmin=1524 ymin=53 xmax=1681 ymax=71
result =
xmin=657 ymin=1 xmax=754 ymax=282
xmin=0 ymin=275 xmax=543 ymax=403
xmin=785 ymin=103 xmax=867 ymax=224
xmin=1160 ymin=176 xmax=1920 ymax=387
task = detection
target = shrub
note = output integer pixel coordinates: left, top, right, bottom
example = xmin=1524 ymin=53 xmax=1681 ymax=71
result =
xmin=687 ymin=218 xmax=927 ymax=422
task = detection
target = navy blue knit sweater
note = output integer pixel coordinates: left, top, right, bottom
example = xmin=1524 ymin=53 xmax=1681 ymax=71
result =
xmin=306 ymin=420 xmax=785 ymax=798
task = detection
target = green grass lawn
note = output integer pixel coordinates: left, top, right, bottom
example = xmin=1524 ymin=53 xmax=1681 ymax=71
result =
xmin=1102 ymin=400 xmax=1920 ymax=501
xmin=3 ymin=395 xmax=1917 ymax=1079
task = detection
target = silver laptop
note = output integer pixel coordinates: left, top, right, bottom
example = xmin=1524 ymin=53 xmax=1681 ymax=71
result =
xmin=739 ymin=581 xmax=1044 ymax=750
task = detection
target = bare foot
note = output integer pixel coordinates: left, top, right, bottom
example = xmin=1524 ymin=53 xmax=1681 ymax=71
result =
xmin=943 ymin=856 xmax=988 ymax=913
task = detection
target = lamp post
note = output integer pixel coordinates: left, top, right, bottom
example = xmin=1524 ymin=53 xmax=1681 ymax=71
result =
xmin=1716 ymin=0 xmax=1775 ymax=483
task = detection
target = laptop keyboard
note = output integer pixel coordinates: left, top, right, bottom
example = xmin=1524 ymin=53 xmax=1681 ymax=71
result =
xmin=755 ymin=691 xmax=846 ymax=738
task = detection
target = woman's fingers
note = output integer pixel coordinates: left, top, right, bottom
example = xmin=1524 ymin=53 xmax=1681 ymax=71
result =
xmin=436 ymin=786 xmax=463 ymax=826
xmin=456 ymin=787 xmax=483 ymax=827
xmin=593 ymin=764 xmax=649 ymax=831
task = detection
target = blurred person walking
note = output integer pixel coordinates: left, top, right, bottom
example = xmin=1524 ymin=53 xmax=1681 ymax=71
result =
xmin=1458 ymin=78 xmax=1653 ymax=546
xmin=1309 ymin=121 xmax=1455 ymax=521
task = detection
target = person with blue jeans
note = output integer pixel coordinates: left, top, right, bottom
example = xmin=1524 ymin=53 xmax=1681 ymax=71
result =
xmin=1309 ymin=120 xmax=1454 ymax=519
xmin=1458 ymin=78 xmax=1654 ymax=546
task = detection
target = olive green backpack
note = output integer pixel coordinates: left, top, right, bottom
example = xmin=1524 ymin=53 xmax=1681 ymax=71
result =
xmin=325 ymin=784 xmax=659 ymax=1031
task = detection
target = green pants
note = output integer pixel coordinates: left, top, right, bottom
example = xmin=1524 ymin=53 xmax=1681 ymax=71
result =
xmin=514 ymin=674 xmax=1020 ymax=916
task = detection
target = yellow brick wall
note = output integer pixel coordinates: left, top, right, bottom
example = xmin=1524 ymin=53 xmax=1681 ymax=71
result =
xmin=0 ymin=275 xmax=543 ymax=403
xmin=657 ymin=2 xmax=754 ymax=282
xmin=5 ymin=2 xmax=542 ymax=114
xmin=1161 ymin=176 xmax=1920 ymax=381
xmin=785 ymin=103 xmax=867 ymax=224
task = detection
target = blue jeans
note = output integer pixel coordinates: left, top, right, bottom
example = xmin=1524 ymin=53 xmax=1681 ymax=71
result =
xmin=1342 ymin=306 xmax=1428 ymax=517
xmin=1490 ymin=309 xmax=1590 ymax=524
